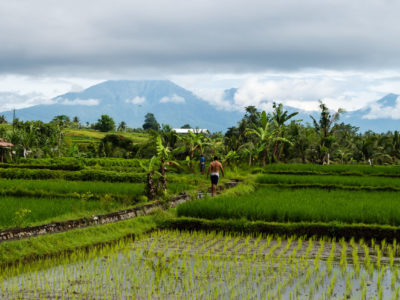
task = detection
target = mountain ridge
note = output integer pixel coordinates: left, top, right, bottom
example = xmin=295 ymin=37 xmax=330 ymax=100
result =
xmin=1 ymin=80 xmax=399 ymax=133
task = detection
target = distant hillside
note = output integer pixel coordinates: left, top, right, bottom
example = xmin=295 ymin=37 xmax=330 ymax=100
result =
xmin=1 ymin=80 xmax=399 ymax=133
xmin=223 ymin=89 xmax=400 ymax=133
xmin=1 ymin=80 xmax=242 ymax=132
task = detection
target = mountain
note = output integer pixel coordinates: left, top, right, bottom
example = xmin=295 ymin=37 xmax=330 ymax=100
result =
xmin=222 ymin=90 xmax=400 ymax=132
xmin=1 ymin=80 xmax=399 ymax=133
xmin=1 ymin=80 xmax=243 ymax=132
xmin=343 ymin=94 xmax=400 ymax=133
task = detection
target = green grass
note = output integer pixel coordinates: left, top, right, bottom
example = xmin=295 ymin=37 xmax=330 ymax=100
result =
xmin=0 ymin=179 xmax=144 ymax=198
xmin=0 ymin=215 xmax=157 ymax=266
xmin=161 ymin=217 xmax=400 ymax=242
xmin=65 ymin=129 xmax=149 ymax=144
xmin=257 ymin=174 xmax=400 ymax=190
xmin=262 ymin=163 xmax=400 ymax=177
xmin=0 ymin=196 xmax=131 ymax=229
xmin=177 ymin=186 xmax=400 ymax=226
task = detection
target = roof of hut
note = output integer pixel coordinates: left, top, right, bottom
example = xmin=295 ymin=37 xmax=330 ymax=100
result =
xmin=0 ymin=138 xmax=13 ymax=148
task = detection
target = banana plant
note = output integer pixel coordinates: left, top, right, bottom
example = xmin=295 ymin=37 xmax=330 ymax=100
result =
xmin=156 ymin=135 xmax=183 ymax=193
xmin=180 ymin=131 xmax=210 ymax=171
xmin=139 ymin=156 xmax=160 ymax=200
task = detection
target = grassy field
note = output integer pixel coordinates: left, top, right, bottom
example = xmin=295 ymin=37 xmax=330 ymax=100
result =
xmin=65 ymin=129 xmax=149 ymax=144
xmin=257 ymin=173 xmax=400 ymax=190
xmin=0 ymin=179 xmax=144 ymax=197
xmin=0 ymin=161 xmax=399 ymax=298
xmin=178 ymin=186 xmax=400 ymax=225
xmin=262 ymin=163 xmax=400 ymax=177
xmin=0 ymin=195 xmax=130 ymax=229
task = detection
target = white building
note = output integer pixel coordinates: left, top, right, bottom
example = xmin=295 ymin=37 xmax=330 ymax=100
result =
xmin=172 ymin=128 xmax=209 ymax=134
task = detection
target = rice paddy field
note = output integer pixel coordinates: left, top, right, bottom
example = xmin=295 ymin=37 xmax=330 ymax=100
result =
xmin=178 ymin=187 xmax=400 ymax=225
xmin=0 ymin=158 xmax=207 ymax=229
xmin=2 ymin=162 xmax=400 ymax=299
xmin=179 ymin=165 xmax=400 ymax=226
xmin=1 ymin=230 xmax=400 ymax=299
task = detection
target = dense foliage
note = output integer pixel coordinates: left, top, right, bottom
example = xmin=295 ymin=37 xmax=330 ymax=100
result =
xmin=0 ymin=103 xmax=399 ymax=167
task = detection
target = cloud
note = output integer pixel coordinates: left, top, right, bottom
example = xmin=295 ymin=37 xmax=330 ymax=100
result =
xmin=55 ymin=98 xmax=99 ymax=106
xmin=126 ymin=96 xmax=146 ymax=104
xmin=0 ymin=1 xmax=400 ymax=75
xmin=160 ymin=94 xmax=185 ymax=103
xmin=0 ymin=91 xmax=52 ymax=112
xmin=363 ymin=96 xmax=400 ymax=120
xmin=224 ymin=74 xmax=390 ymax=112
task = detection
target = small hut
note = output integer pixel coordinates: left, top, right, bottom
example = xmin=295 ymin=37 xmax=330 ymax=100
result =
xmin=0 ymin=138 xmax=13 ymax=162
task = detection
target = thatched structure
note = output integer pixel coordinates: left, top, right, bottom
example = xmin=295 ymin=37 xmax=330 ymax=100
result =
xmin=0 ymin=138 xmax=13 ymax=162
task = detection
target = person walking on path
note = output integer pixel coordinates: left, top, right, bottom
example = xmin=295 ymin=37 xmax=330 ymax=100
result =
xmin=207 ymin=156 xmax=224 ymax=197
xmin=200 ymin=155 xmax=206 ymax=174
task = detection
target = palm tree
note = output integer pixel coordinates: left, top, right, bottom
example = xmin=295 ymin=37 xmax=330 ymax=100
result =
xmin=271 ymin=103 xmax=298 ymax=160
xmin=245 ymin=111 xmax=274 ymax=166
xmin=10 ymin=125 xmax=37 ymax=158
xmin=310 ymin=101 xmax=344 ymax=164
xmin=118 ymin=121 xmax=127 ymax=132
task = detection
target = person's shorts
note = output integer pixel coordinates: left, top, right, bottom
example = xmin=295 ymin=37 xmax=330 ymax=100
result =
xmin=211 ymin=175 xmax=219 ymax=185
xmin=200 ymin=163 xmax=205 ymax=172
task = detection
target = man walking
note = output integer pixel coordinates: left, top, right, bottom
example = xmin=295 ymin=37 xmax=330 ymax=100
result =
xmin=207 ymin=156 xmax=224 ymax=197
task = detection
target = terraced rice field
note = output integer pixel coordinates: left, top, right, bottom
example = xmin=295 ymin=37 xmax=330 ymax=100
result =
xmin=1 ymin=230 xmax=399 ymax=299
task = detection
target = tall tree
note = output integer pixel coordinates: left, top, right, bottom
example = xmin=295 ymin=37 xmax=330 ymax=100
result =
xmin=95 ymin=115 xmax=116 ymax=132
xmin=310 ymin=101 xmax=344 ymax=164
xmin=0 ymin=115 xmax=7 ymax=124
xmin=245 ymin=111 xmax=274 ymax=166
xmin=271 ymin=102 xmax=298 ymax=160
xmin=118 ymin=121 xmax=127 ymax=132
xmin=143 ymin=113 xmax=160 ymax=131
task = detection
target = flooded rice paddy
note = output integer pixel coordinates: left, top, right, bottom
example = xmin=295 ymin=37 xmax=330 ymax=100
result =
xmin=1 ymin=230 xmax=400 ymax=299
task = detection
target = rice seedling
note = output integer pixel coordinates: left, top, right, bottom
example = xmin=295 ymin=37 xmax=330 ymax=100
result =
xmin=257 ymin=173 xmax=400 ymax=190
xmin=0 ymin=230 xmax=399 ymax=299
xmin=0 ymin=195 xmax=128 ymax=229
xmin=177 ymin=186 xmax=400 ymax=226
xmin=262 ymin=163 xmax=400 ymax=177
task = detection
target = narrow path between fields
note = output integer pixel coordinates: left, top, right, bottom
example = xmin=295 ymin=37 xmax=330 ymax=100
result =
xmin=0 ymin=180 xmax=239 ymax=243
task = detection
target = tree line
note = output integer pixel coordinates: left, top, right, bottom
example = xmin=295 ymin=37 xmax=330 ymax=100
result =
xmin=0 ymin=102 xmax=399 ymax=166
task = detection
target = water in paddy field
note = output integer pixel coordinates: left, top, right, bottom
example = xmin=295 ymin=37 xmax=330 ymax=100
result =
xmin=1 ymin=231 xmax=400 ymax=299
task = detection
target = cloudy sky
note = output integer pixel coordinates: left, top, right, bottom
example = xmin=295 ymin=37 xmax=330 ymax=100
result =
xmin=1 ymin=0 xmax=400 ymax=116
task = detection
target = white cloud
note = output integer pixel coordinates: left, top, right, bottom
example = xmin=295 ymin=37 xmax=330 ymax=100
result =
xmin=160 ymin=94 xmax=185 ymax=103
xmin=0 ymin=92 xmax=52 ymax=112
xmin=0 ymin=74 xmax=100 ymax=98
xmin=224 ymin=73 xmax=390 ymax=113
xmin=55 ymin=98 xmax=99 ymax=106
xmin=126 ymin=96 xmax=146 ymax=104
xmin=363 ymin=96 xmax=400 ymax=120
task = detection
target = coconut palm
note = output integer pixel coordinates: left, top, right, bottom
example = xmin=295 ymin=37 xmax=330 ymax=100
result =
xmin=310 ymin=101 xmax=344 ymax=164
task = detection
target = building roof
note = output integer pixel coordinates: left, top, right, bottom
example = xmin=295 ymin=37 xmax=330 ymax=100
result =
xmin=172 ymin=128 xmax=209 ymax=134
xmin=0 ymin=138 xmax=13 ymax=148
